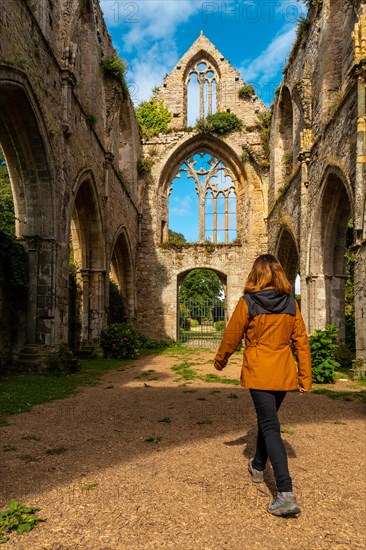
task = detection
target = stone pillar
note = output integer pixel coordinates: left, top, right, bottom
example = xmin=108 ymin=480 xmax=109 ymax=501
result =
xmin=298 ymin=129 xmax=312 ymax=331
xmin=352 ymin=16 xmax=366 ymax=375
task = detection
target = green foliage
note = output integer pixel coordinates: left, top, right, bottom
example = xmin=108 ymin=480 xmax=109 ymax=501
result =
xmin=180 ymin=269 xmax=222 ymax=303
xmin=190 ymin=319 xmax=199 ymax=328
xmin=256 ymin=111 xmax=272 ymax=160
xmin=195 ymin=111 xmax=243 ymax=135
xmin=238 ymin=84 xmax=255 ymax=99
xmin=45 ymin=346 xmax=80 ymax=375
xmin=108 ymin=280 xmax=125 ymax=324
xmin=86 ymin=113 xmax=97 ymax=128
xmin=137 ymin=156 xmax=154 ymax=173
xmin=0 ymin=500 xmax=45 ymax=544
xmin=0 ymin=148 xmax=15 ymax=235
xmin=100 ymin=323 xmax=167 ymax=359
xmin=283 ymin=151 xmax=293 ymax=166
xmin=309 ymin=324 xmax=341 ymax=384
xmin=136 ymin=97 xmax=172 ymax=139
xmin=214 ymin=320 xmax=225 ymax=331
xmin=100 ymin=323 xmax=142 ymax=359
xmin=101 ymin=55 xmax=127 ymax=83
xmin=167 ymin=229 xmax=186 ymax=246
xmin=334 ymin=344 xmax=356 ymax=371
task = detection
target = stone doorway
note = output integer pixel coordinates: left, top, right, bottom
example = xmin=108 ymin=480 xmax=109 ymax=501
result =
xmin=177 ymin=268 xmax=226 ymax=347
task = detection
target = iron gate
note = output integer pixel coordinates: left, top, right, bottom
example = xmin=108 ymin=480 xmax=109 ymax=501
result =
xmin=177 ymin=296 xmax=226 ymax=347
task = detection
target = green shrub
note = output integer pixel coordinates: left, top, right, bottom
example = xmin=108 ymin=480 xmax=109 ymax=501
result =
xmin=136 ymin=97 xmax=172 ymax=139
xmin=190 ymin=319 xmax=199 ymax=328
xmin=309 ymin=324 xmax=341 ymax=383
xmin=334 ymin=344 xmax=355 ymax=371
xmin=100 ymin=323 xmax=142 ymax=359
xmin=214 ymin=320 xmax=225 ymax=331
xmin=238 ymin=85 xmax=255 ymax=99
xmin=137 ymin=157 xmax=154 ymax=173
xmin=101 ymin=55 xmax=127 ymax=83
xmin=45 ymin=346 xmax=80 ymax=375
xmin=196 ymin=112 xmax=243 ymax=135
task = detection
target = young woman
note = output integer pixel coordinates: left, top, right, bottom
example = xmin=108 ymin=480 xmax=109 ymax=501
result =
xmin=214 ymin=254 xmax=312 ymax=517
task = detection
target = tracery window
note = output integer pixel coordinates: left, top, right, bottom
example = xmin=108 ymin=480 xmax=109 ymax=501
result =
xmin=187 ymin=61 xmax=217 ymax=125
xmin=169 ymin=152 xmax=236 ymax=243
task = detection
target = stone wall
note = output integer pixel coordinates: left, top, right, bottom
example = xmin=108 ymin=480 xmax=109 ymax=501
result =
xmin=268 ymin=0 xmax=366 ymax=373
xmin=136 ymin=33 xmax=269 ymax=340
xmin=0 ymin=0 xmax=142 ymax=366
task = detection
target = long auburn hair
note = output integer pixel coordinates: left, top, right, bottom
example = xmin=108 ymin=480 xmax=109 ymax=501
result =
xmin=244 ymin=254 xmax=292 ymax=295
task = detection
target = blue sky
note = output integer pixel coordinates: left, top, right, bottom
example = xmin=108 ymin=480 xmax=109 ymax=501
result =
xmin=100 ymin=0 xmax=307 ymax=107
xmin=100 ymin=0 xmax=305 ymax=258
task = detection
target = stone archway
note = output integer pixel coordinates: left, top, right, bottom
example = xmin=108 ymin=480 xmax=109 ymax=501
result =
xmin=308 ymin=169 xmax=353 ymax=340
xmin=0 ymin=67 xmax=56 ymax=357
xmin=109 ymin=226 xmax=136 ymax=323
xmin=275 ymin=227 xmax=299 ymax=295
xmin=69 ymin=171 xmax=105 ymax=346
xmin=177 ymin=267 xmax=227 ymax=346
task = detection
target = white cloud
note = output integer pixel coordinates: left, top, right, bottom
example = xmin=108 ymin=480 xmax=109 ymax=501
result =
xmin=100 ymin=1 xmax=203 ymax=103
xmin=239 ymin=23 xmax=296 ymax=87
xmin=170 ymin=195 xmax=192 ymax=217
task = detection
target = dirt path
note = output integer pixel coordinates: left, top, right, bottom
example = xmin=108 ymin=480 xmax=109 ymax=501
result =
xmin=0 ymin=350 xmax=365 ymax=549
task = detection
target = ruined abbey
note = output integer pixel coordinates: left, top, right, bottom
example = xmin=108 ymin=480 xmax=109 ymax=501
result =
xmin=0 ymin=0 xmax=365 ymax=375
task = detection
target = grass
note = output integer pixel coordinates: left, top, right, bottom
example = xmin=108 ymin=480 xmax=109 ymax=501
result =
xmin=0 ymin=358 xmax=131 ymax=424
xmin=172 ymin=361 xmax=240 ymax=386
xmin=45 ymin=446 xmax=67 ymax=455
xmin=22 ymin=434 xmax=40 ymax=441
xmin=280 ymin=427 xmax=295 ymax=435
xmin=145 ymin=436 xmax=162 ymax=444
xmin=312 ymin=388 xmax=366 ymax=402
xmin=17 ymin=454 xmax=39 ymax=463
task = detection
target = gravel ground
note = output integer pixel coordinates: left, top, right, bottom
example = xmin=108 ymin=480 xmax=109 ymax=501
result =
xmin=0 ymin=350 xmax=365 ymax=550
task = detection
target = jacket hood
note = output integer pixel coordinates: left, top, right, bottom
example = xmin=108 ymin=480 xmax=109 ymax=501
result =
xmin=243 ymin=289 xmax=296 ymax=317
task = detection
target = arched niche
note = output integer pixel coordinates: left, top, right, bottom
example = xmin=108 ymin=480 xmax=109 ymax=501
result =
xmin=275 ymin=227 xmax=299 ymax=295
xmin=308 ymin=168 xmax=353 ymax=340
xmin=69 ymin=171 xmax=105 ymax=345
xmin=109 ymin=226 xmax=135 ymax=321
xmin=274 ymin=86 xmax=294 ymax=191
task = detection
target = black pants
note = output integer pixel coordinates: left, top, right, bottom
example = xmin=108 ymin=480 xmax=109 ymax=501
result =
xmin=249 ymin=389 xmax=292 ymax=492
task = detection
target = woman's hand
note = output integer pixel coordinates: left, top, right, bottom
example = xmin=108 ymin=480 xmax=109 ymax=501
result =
xmin=214 ymin=361 xmax=223 ymax=371
xmin=299 ymin=387 xmax=308 ymax=395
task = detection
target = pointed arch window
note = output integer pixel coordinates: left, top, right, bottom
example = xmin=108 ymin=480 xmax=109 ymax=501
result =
xmin=187 ymin=61 xmax=218 ymax=125
xmin=169 ymin=152 xmax=237 ymax=243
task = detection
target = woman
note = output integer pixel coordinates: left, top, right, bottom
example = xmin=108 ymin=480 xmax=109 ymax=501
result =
xmin=214 ymin=254 xmax=312 ymax=517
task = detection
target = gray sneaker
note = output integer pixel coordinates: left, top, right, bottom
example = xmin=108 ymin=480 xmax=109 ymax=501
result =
xmin=248 ymin=458 xmax=264 ymax=483
xmin=267 ymin=492 xmax=301 ymax=517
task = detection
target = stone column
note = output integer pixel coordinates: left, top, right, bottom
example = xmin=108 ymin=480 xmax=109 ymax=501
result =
xmin=352 ymin=15 xmax=366 ymax=375
xmin=298 ymin=129 xmax=312 ymax=331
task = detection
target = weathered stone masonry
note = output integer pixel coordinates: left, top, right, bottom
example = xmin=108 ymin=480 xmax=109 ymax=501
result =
xmin=0 ymin=0 xmax=142 ymax=366
xmin=268 ymin=0 xmax=366 ymax=374
xmin=1 ymin=0 xmax=366 ymax=375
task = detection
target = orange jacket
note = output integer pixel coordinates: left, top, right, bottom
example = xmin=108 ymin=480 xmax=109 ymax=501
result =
xmin=214 ymin=292 xmax=312 ymax=391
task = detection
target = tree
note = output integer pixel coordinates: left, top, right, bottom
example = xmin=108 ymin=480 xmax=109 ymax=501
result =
xmin=180 ymin=269 xmax=224 ymax=323
xmin=0 ymin=147 xmax=15 ymax=235
xmin=168 ymin=229 xmax=186 ymax=246
xmin=136 ymin=97 xmax=172 ymax=139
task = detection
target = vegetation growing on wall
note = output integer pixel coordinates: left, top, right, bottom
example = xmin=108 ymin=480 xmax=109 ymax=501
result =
xmin=255 ymin=111 xmax=272 ymax=161
xmin=101 ymin=55 xmax=127 ymax=84
xmin=136 ymin=97 xmax=173 ymax=139
xmin=195 ymin=112 xmax=243 ymax=135
xmin=238 ymin=84 xmax=255 ymax=99
xmin=0 ymin=148 xmax=27 ymax=294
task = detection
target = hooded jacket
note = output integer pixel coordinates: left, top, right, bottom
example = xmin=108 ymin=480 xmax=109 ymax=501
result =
xmin=214 ymin=289 xmax=312 ymax=391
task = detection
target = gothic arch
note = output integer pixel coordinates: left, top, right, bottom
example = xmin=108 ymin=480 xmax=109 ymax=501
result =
xmin=160 ymin=134 xmax=246 ymax=193
xmin=110 ymin=226 xmax=136 ymax=320
xmin=0 ymin=65 xmax=56 ymax=349
xmin=307 ymin=165 xmax=353 ymax=339
xmin=273 ymin=85 xmax=294 ymax=189
xmin=0 ymin=65 xmax=55 ymax=237
xmin=275 ymin=227 xmax=299 ymax=293
xmin=68 ymin=169 xmax=106 ymax=344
